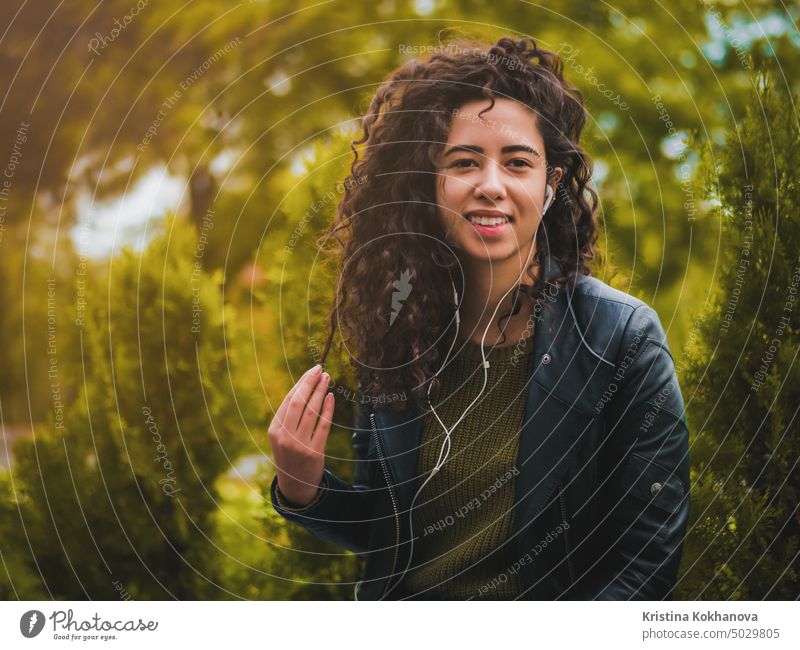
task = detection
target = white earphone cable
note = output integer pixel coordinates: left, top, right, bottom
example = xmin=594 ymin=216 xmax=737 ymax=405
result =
xmin=361 ymin=184 xmax=553 ymax=601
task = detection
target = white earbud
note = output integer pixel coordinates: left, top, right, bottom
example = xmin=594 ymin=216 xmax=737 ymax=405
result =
xmin=542 ymin=184 xmax=554 ymax=215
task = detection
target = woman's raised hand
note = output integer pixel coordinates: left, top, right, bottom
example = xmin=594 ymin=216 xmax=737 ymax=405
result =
xmin=268 ymin=364 xmax=335 ymax=507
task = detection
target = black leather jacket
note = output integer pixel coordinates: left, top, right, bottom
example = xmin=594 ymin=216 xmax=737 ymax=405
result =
xmin=270 ymin=258 xmax=691 ymax=600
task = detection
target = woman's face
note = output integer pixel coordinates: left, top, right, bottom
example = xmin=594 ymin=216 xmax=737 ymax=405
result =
xmin=435 ymin=98 xmax=561 ymax=265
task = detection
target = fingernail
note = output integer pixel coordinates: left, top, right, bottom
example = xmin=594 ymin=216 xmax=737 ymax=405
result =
xmin=311 ymin=364 xmax=322 ymax=375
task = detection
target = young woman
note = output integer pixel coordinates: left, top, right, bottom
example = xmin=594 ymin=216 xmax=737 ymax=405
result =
xmin=268 ymin=36 xmax=690 ymax=600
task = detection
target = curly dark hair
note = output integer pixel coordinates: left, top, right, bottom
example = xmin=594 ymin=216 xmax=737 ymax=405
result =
xmin=316 ymin=35 xmax=599 ymax=413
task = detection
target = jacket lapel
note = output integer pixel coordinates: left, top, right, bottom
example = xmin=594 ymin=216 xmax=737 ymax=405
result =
xmin=513 ymin=258 xmax=599 ymax=527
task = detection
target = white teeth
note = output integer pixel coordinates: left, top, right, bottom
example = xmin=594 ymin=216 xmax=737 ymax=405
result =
xmin=468 ymin=215 xmax=508 ymax=226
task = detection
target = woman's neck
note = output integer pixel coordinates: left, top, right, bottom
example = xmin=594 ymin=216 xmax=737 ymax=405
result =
xmin=458 ymin=256 xmax=538 ymax=348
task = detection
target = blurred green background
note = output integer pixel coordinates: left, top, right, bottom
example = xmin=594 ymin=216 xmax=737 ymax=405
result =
xmin=0 ymin=0 xmax=798 ymax=599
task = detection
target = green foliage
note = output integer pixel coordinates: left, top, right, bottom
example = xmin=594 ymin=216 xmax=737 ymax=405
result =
xmin=677 ymin=67 xmax=800 ymax=599
xmin=5 ymin=216 xmax=262 ymax=598
xmin=257 ymin=131 xmax=355 ymax=374
xmin=0 ymin=472 xmax=47 ymax=599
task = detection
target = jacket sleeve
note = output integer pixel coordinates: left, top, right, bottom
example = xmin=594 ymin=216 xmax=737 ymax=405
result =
xmin=269 ymin=399 xmax=376 ymax=555
xmin=574 ymin=304 xmax=691 ymax=600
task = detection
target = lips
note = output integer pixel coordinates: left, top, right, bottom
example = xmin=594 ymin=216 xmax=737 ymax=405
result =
xmin=464 ymin=210 xmax=513 ymax=234
xmin=464 ymin=213 xmax=511 ymax=237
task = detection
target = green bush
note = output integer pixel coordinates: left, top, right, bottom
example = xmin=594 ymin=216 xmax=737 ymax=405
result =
xmin=7 ymin=215 xmax=260 ymax=598
xmin=677 ymin=67 xmax=800 ymax=599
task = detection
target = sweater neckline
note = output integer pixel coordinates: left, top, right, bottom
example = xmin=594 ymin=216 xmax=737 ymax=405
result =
xmin=452 ymin=328 xmax=536 ymax=362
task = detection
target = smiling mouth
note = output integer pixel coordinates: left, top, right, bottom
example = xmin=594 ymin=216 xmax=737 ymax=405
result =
xmin=464 ymin=212 xmax=512 ymax=227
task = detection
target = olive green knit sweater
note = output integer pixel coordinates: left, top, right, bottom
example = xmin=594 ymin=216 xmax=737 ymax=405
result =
xmin=397 ymin=326 xmax=536 ymax=600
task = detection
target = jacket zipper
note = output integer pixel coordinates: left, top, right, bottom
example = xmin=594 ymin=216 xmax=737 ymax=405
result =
xmin=558 ymin=482 xmax=575 ymax=584
xmin=371 ymin=412 xmax=400 ymax=599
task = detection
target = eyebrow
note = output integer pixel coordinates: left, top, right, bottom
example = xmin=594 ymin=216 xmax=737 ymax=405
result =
xmin=444 ymin=144 xmax=543 ymax=159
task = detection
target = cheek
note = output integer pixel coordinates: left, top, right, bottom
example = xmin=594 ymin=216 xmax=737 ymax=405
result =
xmin=511 ymin=186 xmax=543 ymax=220
xmin=436 ymin=177 xmax=461 ymax=218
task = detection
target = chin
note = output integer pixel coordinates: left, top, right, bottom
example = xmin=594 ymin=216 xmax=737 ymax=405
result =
xmin=459 ymin=242 xmax=519 ymax=263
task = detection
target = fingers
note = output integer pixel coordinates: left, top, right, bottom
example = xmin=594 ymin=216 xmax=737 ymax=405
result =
xmin=311 ymin=391 xmax=335 ymax=451
xmin=285 ymin=365 xmax=326 ymax=435
xmin=275 ymin=364 xmax=321 ymax=428
xmin=299 ymin=371 xmax=331 ymax=437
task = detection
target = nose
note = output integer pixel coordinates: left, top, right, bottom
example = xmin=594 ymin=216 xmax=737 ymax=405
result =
xmin=473 ymin=159 xmax=507 ymax=202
